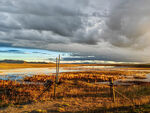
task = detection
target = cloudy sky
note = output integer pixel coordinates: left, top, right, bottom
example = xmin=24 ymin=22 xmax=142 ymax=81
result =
xmin=0 ymin=0 xmax=150 ymax=63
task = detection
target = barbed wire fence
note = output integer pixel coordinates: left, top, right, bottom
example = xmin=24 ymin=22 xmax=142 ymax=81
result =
xmin=0 ymin=56 xmax=150 ymax=109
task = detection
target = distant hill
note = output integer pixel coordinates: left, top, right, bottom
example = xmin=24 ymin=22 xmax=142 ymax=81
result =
xmin=0 ymin=60 xmax=52 ymax=64
xmin=0 ymin=60 xmax=25 ymax=64
xmin=0 ymin=59 xmax=150 ymax=67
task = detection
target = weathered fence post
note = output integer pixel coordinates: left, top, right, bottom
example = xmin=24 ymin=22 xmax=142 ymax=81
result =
xmin=54 ymin=57 xmax=57 ymax=98
xmin=110 ymin=78 xmax=115 ymax=102
xmin=54 ymin=55 xmax=60 ymax=99
xmin=56 ymin=55 xmax=60 ymax=84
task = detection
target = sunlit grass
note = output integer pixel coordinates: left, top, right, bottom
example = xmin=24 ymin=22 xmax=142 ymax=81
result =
xmin=0 ymin=70 xmax=150 ymax=112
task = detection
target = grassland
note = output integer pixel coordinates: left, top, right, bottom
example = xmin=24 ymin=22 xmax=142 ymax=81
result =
xmin=0 ymin=68 xmax=150 ymax=113
xmin=0 ymin=63 xmax=80 ymax=69
xmin=0 ymin=62 xmax=150 ymax=69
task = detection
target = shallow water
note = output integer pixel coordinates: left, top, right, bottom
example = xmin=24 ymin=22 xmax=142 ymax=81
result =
xmin=0 ymin=67 xmax=82 ymax=80
xmin=0 ymin=66 xmax=117 ymax=80
xmin=112 ymin=73 xmax=150 ymax=85
xmin=0 ymin=66 xmax=150 ymax=84
xmin=95 ymin=74 xmax=150 ymax=86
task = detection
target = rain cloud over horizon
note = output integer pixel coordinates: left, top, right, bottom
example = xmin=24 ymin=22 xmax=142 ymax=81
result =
xmin=0 ymin=0 xmax=150 ymax=63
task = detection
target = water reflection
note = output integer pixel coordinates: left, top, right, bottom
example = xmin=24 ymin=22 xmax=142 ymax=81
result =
xmin=0 ymin=66 xmax=150 ymax=85
xmin=0 ymin=67 xmax=82 ymax=80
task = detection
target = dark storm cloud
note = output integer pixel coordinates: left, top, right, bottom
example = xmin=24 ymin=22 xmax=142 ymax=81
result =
xmin=16 ymin=15 xmax=82 ymax=37
xmin=101 ymin=0 xmax=150 ymax=49
xmin=63 ymin=56 xmax=112 ymax=61
xmin=0 ymin=0 xmax=150 ymax=62
xmin=0 ymin=49 xmax=24 ymax=54
xmin=0 ymin=42 xmax=12 ymax=47
xmin=0 ymin=0 xmax=106 ymax=45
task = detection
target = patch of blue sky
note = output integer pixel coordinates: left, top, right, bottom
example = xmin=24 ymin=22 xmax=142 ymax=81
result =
xmin=0 ymin=47 xmax=70 ymax=62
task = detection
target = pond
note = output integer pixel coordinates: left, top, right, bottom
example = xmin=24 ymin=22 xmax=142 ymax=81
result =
xmin=0 ymin=66 xmax=118 ymax=80
xmin=0 ymin=67 xmax=81 ymax=80
xmin=0 ymin=66 xmax=150 ymax=85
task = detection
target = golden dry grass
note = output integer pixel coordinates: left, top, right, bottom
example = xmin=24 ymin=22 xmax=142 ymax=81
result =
xmin=0 ymin=70 xmax=150 ymax=112
xmin=0 ymin=63 xmax=87 ymax=69
xmin=0 ymin=62 xmax=150 ymax=70
xmin=24 ymin=70 xmax=147 ymax=83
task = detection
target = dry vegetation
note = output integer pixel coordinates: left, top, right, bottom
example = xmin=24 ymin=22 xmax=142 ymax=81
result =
xmin=0 ymin=63 xmax=85 ymax=69
xmin=0 ymin=70 xmax=150 ymax=112
xmin=0 ymin=62 xmax=150 ymax=69
xmin=24 ymin=70 xmax=147 ymax=83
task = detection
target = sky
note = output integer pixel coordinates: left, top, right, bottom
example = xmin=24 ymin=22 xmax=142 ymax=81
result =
xmin=0 ymin=0 xmax=150 ymax=63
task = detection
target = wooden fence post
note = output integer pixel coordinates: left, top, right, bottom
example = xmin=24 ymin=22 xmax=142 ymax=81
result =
xmin=54 ymin=57 xmax=58 ymax=98
xmin=56 ymin=54 xmax=60 ymax=84
xmin=110 ymin=78 xmax=115 ymax=102
xmin=54 ymin=55 xmax=60 ymax=99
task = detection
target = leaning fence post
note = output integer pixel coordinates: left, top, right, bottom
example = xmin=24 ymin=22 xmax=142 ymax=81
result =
xmin=110 ymin=78 xmax=115 ymax=102
xmin=56 ymin=54 xmax=60 ymax=84
xmin=54 ymin=57 xmax=58 ymax=98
